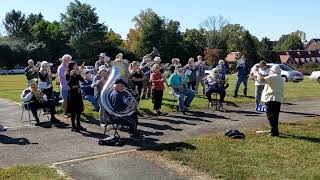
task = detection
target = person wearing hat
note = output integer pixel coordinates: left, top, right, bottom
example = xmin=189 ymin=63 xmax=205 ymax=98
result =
xmin=95 ymin=53 xmax=110 ymax=72
xmin=25 ymin=59 xmax=39 ymax=81
xmin=109 ymin=79 xmax=139 ymax=139
xmin=21 ymin=78 xmax=59 ymax=126
xmin=257 ymin=65 xmax=284 ymax=136
xmin=168 ymin=64 xmax=195 ymax=114
xmin=92 ymin=65 xmax=110 ymax=127
xmin=58 ymin=54 xmax=72 ymax=117
xmin=251 ymin=60 xmax=269 ymax=111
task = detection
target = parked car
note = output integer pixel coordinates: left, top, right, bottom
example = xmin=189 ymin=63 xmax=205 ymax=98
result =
xmin=0 ymin=69 xmax=8 ymax=75
xmin=267 ymin=63 xmax=303 ymax=82
xmin=7 ymin=67 xmax=25 ymax=74
xmin=84 ymin=66 xmax=95 ymax=74
xmin=309 ymin=71 xmax=320 ymax=82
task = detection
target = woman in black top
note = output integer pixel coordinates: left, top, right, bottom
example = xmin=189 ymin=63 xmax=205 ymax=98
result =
xmin=129 ymin=61 xmax=144 ymax=102
xmin=66 ymin=61 xmax=86 ymax=132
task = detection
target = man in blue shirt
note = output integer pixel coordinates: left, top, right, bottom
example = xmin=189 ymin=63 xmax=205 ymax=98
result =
xmin=233 ymin=56 xmax=250 ymax=98
xmin=109 ymin=79 xmax=139 ymax=139
xmin=168 ymin=65 xmax=195 ymax=114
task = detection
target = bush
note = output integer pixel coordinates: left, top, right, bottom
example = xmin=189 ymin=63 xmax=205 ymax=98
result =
xmin=290 ymin=62 xmax=320 ymax=75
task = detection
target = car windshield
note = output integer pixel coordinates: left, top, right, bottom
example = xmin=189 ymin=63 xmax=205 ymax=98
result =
xmin=279 ymin=64 xmax=294 ymax=71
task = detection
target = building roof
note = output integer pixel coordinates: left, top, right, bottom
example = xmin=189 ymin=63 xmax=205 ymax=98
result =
xmin=278 ymin=50 xmax=320 ymax=64
xmin=305 ymin=38 xmax=320 ymax=49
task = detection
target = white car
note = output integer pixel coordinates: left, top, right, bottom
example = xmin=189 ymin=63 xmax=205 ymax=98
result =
xmin=0 ymin=69 xmax=8 ymax=75
xmin=7 ymin=67 xmax=25 ymax=74
xmin=267 ymin=63 xmax=303 ymax=82
xmin=310 ymin=71 xmax=320 ymax=82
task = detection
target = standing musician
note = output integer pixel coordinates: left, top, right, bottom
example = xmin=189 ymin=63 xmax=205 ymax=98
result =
xmin=38 ymin=61 xmax=57 ymax=117
xmin=66 ymin=61 xmax=87 ymax=132
xmin=168 ymin=65 xmax=195 ymax=114
xmin=25 ymin=59 xmax=39 ymax=81
xmin=21 ymin=78 xmax=58 ymax=126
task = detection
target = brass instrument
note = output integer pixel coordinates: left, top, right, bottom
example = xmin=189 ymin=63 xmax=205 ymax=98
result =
xmin=100 ymin=60 xmax=137 ymax=117
xmin=31 ymin=84 xmax=44 ymax=104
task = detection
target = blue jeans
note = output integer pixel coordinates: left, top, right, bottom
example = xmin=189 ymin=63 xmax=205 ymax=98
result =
xmin=234 ymin=76 xmax=248 ymax=96
xmin=83 ymin=95 xmax=100 ymax=111
xmin=174 ymin=88 xmax=195 ymax=111
xmin=255 ymin=85 xmax=265 ymax=105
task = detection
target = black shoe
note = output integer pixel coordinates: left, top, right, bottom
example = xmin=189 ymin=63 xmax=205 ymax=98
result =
xmin=130 ymin=131 xmax=142 ymax=139
xmin=181 ymin=110 xmax=186 ymax=115
xmin=157 ymin=111 xmax=168 ymax=116
xmin=140 ymin=95 xmax=146 ymax=100
xmin=35 ymin=122 xmax=40 ymax=126
xmin=71 ymin=127 xmax=80 ymax=132
xmin=233 ymin=95 xmax=238 ymax=98
xmin=78 ymin=125 xmax=86 ymax=131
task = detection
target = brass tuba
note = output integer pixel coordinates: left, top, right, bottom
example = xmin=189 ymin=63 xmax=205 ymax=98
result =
xmin=100 ymin=60 xmax=137 ymax=117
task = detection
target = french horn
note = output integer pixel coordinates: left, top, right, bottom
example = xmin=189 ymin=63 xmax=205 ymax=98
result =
xmin=100 ymin=60 xmax=137 ymax=117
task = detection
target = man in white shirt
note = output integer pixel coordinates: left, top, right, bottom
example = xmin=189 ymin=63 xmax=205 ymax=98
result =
xmin=257 ymin=65 xmax=284 ymax=136
xmin=251 ymin=60 xmax=269 ymax=111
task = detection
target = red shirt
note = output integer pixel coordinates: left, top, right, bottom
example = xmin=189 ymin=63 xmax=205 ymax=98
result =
xmin=150 ymin=72 xmax=165 ymax=90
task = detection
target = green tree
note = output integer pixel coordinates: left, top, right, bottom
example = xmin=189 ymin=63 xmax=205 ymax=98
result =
xmin=258 ymin=37 xmax=279 ymax=63
xmin=104 ymin=29 xmax=122 ymax=47
xmin=274 ymin=32 xmax=304 ymax=51
xmin=221 ymin=24 xmax=246 ymax=52
xmin=32 ymin=20 xmax=69 ymax=62
xmin=60 ymin=0 xmax=107 ymax=63
xmin=3 ymin=10 xmax=29 ymax=40
xmin=201 ymin=16 xmax=229 ymax=49
xmin=240 ymin=31 xmax=259 ymax=67
xmin=181 ymin=28 xmax=206 ymax=63
xmin=131 ymin=8 xmax=164 ymax=58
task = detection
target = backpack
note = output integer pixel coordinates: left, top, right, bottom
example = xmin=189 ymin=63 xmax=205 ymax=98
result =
xmin=225 ymin=129 xmax=245 ymax=139
xmin=98 ymin=136 xmax=124 ymax=146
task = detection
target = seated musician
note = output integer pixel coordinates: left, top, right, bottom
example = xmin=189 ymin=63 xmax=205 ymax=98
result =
xmin=204 ymin=68 xmax=228 ymax=109
xmin=21 ymin=78 xmax=59 ymax=126
xmin=168 ymin=65 xmax=195 ymax=114
xmin=109 ymin=79 xmax=140 ymax=139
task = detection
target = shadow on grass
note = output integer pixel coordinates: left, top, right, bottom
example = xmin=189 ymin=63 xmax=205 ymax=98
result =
xmin=0 ymin=134 xmax=38 ymax=145
xmin=280 ymin=110 xmax=320 ymax=117
xmin=280 ymin=133 xmax=320 ymax=143
xmin=137 ymin=142 xmax=196 ymax=151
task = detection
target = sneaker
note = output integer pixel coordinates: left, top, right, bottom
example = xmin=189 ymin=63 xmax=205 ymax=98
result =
xmin=255 ymin=104 xmax=260 ymax=112
xmin=233 ymin=95 xmax=238 ymax=98
xmin=78 ymin=125 xmax=86 ymax=131
xmin=100 ymin=123 xmax=106 ymax=127
xmin=209 ymin=101 xmax=214 ymax=107
xmin=63 ymin=113 xmax=70 ymax=118
xmin=35 ymin=122 xmax=40 ymax=126
xmin=0 ymin=124 xmax=8 ymax=131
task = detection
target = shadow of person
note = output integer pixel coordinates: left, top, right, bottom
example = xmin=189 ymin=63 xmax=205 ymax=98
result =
xmin=0 ymin=134 xmax=37 ymax=145
xmin=280 ymin=133 xmax=320 ymax=143
xmin=137 ymin=142 xmax=196 ymax=151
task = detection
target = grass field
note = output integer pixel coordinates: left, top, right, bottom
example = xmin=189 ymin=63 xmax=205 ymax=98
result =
xmin=161 ymin=117 xmax=320 ymax=179
xmin=0 ymin=165 xmax=66 ymax=180
xmin=0 ymin=74 xmax=319 ymax=114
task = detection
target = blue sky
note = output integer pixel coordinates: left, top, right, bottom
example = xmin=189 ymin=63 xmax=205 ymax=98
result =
xmin=0 ymin=0 xmax=319 ymax=41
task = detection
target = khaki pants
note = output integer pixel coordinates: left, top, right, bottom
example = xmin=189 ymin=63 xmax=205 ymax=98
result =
xmin=196 ymin=76 xmax=205 ymax=94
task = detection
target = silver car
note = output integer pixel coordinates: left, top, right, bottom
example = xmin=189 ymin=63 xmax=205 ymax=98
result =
xmin=0 ymin=69 xmax=8 ymax=75
xmin=267 ymin=63 xmax=303 ymax=82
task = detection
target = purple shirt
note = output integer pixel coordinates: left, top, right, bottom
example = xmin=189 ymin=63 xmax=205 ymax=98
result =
xmin=58 ymin=64 xmax=68 ymax=90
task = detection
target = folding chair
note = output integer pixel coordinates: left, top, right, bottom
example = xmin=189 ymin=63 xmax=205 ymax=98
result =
xmin=207 ymin=92 xmax=219 ymax=111
xmin=169 ymin=89 xmax=178 ymax=111
xmin=20 ymin=101 xmax=50 ymax=123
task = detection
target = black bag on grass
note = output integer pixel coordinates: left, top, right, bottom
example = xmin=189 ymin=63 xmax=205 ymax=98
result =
xmin=225 ymin=129 xmax=245 ymax=139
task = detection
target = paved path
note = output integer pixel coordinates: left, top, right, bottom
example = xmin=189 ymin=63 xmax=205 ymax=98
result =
xmin=0 ymin=98 xmax=319 ymax=179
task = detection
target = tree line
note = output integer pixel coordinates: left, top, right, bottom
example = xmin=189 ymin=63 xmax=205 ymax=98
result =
xmin=0 ymin=0 xmax=304 ymax=69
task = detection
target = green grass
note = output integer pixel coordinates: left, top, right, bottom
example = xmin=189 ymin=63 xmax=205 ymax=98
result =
xmin=0 ymin=165 xmax=67 ymax=180
xmin=1 ymin=74 xmax=319 ymax=115
xmin=161 ymin=118 xmax=320 ymax=180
